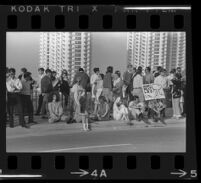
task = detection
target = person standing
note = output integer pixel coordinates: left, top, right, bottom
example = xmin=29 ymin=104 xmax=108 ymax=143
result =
xmin=21 ymin=72 xmax=37 ymax=126
xmin=171 ymin=73 xmax=183 ymax=119
xmin=6 ymin=68 xmax=26 ymax=128
xmin=102 ymin=66 xmax=113 ymax=102
xmin=154 ymin=68 xmax=169 ymax=117
xmin=154 ymin=66 xmax=162 ymax=78
xmin=72 ymin=68 xmax=90 ymax=91
xmin=35 ymin=68 xmax=45 ymax=115
xmin=18 ymin=67 xmax=27 ymax=81
xmin=93 ymin=73 xmax=104 ymax=116
xmin=60 ymin=70 xmax=70 ymax=109
xmin=122 ymin=64 xmax=134 ymax=100
xmin=113 ymin=70 xmax=123 ymax=100
xmin=132 ymin=68 xmax=144 ymax=102
xmin=143 ymin=67 xmax=154 ymax=84
xmin=41 ymin=69 xmax=53 ymax=119
xmin=70 ymin=77 xmax=86 ymax=123
xmin=90 ymin=68 xmax=100 ymax=99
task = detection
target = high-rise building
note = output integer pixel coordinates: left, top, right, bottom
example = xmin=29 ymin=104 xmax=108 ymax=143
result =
xmin=39 ymin=32 xmax=91 ymax=82
xmin=127 ymin=32 xmax=185 ymax=72
xmin=166 ymin=32 xmax=186 ymax=72
xmin=127 ymin=32 xmax=168 ymax=71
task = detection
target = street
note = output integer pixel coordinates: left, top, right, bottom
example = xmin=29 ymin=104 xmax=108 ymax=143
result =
xmin=6 ymin=118 xmax=185 ymax=152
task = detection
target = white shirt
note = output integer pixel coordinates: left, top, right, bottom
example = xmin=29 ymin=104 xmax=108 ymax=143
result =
xmin=133 ymin=74 xmax=143 ymax=88
xmin=154 ymin=75 xmax=168 ymax=89
xmin=6 ymin=77 xmax=22 ymax=93
xmin=113 ymin=78 xmax=121 ymax=87
xmin=90 ymin=73 xmax=99 ymax=85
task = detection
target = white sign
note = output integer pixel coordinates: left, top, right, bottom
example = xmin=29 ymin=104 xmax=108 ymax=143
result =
xmin=142 ymin=84 xmax=165 ymax=101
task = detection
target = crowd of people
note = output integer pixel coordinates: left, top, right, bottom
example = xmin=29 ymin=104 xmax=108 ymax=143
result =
xmin=6 ymin=64 xmax=186 ymax=131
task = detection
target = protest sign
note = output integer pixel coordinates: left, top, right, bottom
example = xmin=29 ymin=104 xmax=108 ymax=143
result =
xmin=142 ymin=84 xmax=165 ymax=101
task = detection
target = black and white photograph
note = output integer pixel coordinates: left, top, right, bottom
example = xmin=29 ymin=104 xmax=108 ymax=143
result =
xmin=6 ymin=32 xmax=186 ymax=152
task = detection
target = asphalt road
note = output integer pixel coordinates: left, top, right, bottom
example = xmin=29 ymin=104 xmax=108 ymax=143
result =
xmin=6 ymin=121 xmax=185 ymax=152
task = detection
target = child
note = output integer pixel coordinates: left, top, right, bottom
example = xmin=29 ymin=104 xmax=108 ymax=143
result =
xmin=128 ymin=95 xmax=145 ymax=121
xmin=148 ymin=99 xmax=166 ymax=125
xmin=79 ymin=95 xmax=90 ymax=131
xmin=113 ymin=97 xmax=130 ymax=121
xmin=70 ymin=77 xmax=85 ymax=123
xmin=96 ymin=96 xmax=110 ymax=121
xmin=48 ymin=93 xmax=69 ymax=123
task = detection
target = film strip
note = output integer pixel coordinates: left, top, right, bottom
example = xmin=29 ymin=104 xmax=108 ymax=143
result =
xmin=0 ymin=2 xmax=198 ymax=181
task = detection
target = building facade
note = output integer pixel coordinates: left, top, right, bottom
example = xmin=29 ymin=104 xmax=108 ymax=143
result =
xmin=127 ymin=32 xmax=186 ymax=72
xmin=39 ymin=32 xmax=91 ymax=82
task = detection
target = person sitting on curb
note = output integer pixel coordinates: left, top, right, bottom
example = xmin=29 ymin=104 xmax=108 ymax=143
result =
xmin=148 ymin=99 xmax=167 ymax=125
xmin=96 ymin=96 xmax=110 ymax=121
xmin=48 ymin=92 xmax=69 ymax=123
xmin=113 ymin=97 xmax=130 ymax=122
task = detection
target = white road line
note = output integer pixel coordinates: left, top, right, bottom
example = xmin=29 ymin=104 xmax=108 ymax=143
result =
xmin=42 ymin=144 xmax=133 ymax=152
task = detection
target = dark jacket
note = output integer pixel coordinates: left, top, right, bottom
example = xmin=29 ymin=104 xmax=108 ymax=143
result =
xmin=171 ymin=78 xmax=182 ymax=98
xmin=103 ymin=72 xmax=113 ymax=90
xmin=73 ymin=72 xmax=90 ymax=91
xmin=60 ymin=78 xmax=70 ymax=95
xmin=41 ymin=75 xmax=53 ymax=94
xmin=123 ymin=71 xmax=133 ymax=86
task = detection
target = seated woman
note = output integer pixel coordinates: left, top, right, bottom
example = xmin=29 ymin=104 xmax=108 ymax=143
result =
xmin=96 ymin=96 xmax=110 ymax=121
xmin=148 ymin=99 xmax=166 ymax=125
xmin=128 ymin=95 xmax=145 ymax=121
xmin=113 ymin=97 xmax=129 ymax=121
xmin=48 ymin=92 xmax=69 ymax=123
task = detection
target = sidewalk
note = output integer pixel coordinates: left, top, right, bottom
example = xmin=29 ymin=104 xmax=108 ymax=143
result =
xmin=6 ymin=115 xmax=186 ymax=139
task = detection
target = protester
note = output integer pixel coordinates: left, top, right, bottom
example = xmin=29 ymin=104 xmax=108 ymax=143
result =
xmin=132 ymin=68 xmax=144 ymax=102
xmin=6 ymin=63 xmax=186 ymax=129
xmin=18 ymin=67 xmax=27 ymax=81
xmin=70 ymin=76 xmax=86 ymax=123
xmin=154 ymin=68 xmax=169 ymax=117
xmin=60 ymin=69 xmax=70 ymax=108
xmin=122 ymin=64 xmax=134 ymax=100
xmin=96 ymin=96 xmax=110 ymax=121
xmin=113 ymin=97 xmax=130 ymax=121
xmin=176 ymin=67 xmax=182 ymax=79
xmin=148 ymin=99 xmax=166 ymax=124
xmin=90 ymin=68 xmax=100 ymax=99
xmin=6 ymin=68 xmax=25 ymax=128
xmin=48 ymin=92 xmax=69 ymax=123
xmin=113 ymin=70 xmax=123 ymax=100
xmin=102 ymin=66 xmax=113 ymax=102
xmin=93 ymin=73 xmax=104 ymax=115
xmin=143 ymin=67 xmax=154 ymax=84
xmin=72 ymin=68 xmax=90 ymax=91
xmin=171 ymin=73 xmax=182 ymax=119
xmin=51 ymin=71 xmax=60 ymax=92
xmin=41 ymin=69 xmax=53 ymax=119
xmin=35 ymin=68 xmax=45 ymax=115
xmin=79 ymin=94 xmax=90 ymax=131
xmin=154 ymin=66 xmax=162 ymax=78
xmin=21 ymin=72 xmax=37 ymax=126
xmin=128 ymin=95 xmax=145 ymax=121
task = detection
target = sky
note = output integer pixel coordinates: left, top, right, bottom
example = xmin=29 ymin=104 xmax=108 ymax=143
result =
xmin=6 ymin=32 xmax=128 ymax=80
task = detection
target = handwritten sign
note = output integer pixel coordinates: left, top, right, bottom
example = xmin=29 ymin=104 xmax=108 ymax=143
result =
xmin=142 ymin=84 xmax=165 ymax=101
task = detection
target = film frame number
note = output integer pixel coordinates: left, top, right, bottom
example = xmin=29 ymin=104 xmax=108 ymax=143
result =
xmin=190 ymin=170 xmax=197 ymax=178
